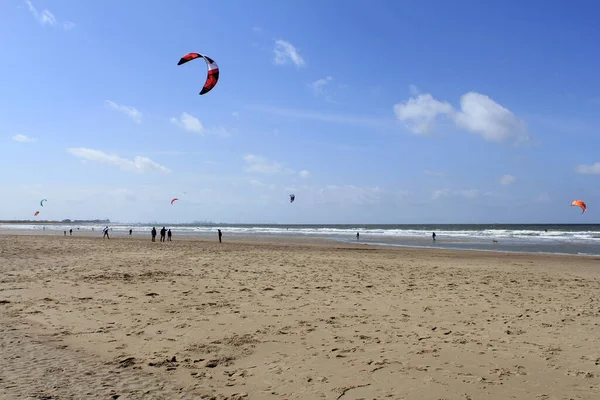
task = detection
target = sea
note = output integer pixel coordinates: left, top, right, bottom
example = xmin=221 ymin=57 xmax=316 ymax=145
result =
xmin=3 ymin=223 xmax=600 ymax=257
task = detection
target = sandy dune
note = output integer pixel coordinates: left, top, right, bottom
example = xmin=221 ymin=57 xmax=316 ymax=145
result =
xmin=1 ymin=234 xmax=600 ymax=399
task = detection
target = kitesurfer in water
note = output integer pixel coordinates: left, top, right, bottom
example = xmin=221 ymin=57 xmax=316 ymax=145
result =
xmin=432 ymin=232 xmax=436 ymax=241
xmin=356 ymin=232 xmax=360 ymax=240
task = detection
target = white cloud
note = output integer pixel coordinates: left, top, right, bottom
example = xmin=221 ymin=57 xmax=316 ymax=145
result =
xmin=393 ymin=90 xmax=528 ymax=143
xmin=243 ymin=154 xmax=294 ymax=175
xmin=170 ymin=113 xmax=229 ymax=137
xmin=67 ymin=148 xmax=170 ymax=173
xmin=575 ymin=162 xmax=600 ymax=175
xmin=432 ymin=189 xmax=479 ymax=200
xmin=499 ymin=174 xmax=516 ymax=185
xmin=170 ymin=112 xmax=204 ymax=134
xmin=25 ymin=0 xmax=73 ymax=30
xmin=299 ymin=170 xmax=311 ymax=178
xmin=431 ymin=189 xmax=450 ymax=200
xmin=273 ymin=40 xmax=305 ymax=67
xmin=459 ymin=189 xmax=480 ymax=198
xmin=393 ymin=93 xmax=453 ymax=135
xmin=309 ymin=76 xmax=333 ymax=97
xmin=409 ymin=84 xmax=421 ymax=96
xmin=207 ymin=125 xmax=233 ymax=137
xmin=104 ymin=100 xmax=142 ymax=124
xmin=232 ymin=111 xmax=240 ymax=119
xmin=39 ymin=9 xmax=55 ymax=25
xmin=25 ymin=1 xmax=56 ymax=26
xmin=12 ymin=134 xmax=36 ymax=143
xmin=454 ymin=93 xmax=528 ymax=143
xmin=424 ymin=169 xmax=445 ymax=177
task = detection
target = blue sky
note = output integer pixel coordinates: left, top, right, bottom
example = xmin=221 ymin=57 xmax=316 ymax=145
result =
xmin=2 ymin=0 xmax=600 ymax=224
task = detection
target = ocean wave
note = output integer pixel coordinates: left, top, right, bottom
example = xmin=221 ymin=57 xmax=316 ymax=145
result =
xmin=2 ymin=223 xmax=600 ymax=243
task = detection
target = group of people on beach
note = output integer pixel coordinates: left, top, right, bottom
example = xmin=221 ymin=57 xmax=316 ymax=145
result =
xmin=147 ymin=227 xmax=223 ymax=242
xmin=151 ymin=227 xmax=172 ymax=242
xmin=98 ymin=226 xmax=224 ymax=243
xmin=96 ymin=226 xmax=225 ymax=243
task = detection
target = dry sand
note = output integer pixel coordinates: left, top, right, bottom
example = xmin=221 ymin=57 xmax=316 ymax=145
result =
xmin=1 ymin=234 xmax=600 ymax=400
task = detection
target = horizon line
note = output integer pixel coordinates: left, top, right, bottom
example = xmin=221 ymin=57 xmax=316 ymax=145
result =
xmin=1 ymin=220 xmax=598 ymax=226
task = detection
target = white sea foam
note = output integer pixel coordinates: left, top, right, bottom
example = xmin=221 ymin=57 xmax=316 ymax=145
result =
xmin=2 ymin=224 xmax=599 ymax=243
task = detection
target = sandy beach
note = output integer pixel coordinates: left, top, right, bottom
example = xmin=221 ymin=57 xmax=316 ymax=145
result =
xmin=1 ymin=234 xmax=600 ymax=399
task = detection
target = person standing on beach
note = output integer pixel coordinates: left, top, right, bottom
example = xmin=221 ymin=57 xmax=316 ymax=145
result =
xmin=129 ymin=229 xmax=132 ymax=236
xmin=103 ymin=226 xmax=110 ymax=239
xmin=167 ymin=229 xmax=172 ymax=241
xmin=160 ymin=227 xmax=167 ymax=242
xmin=151 ymin=227 xmax=157 ymax=242
xmin=432 ymin=232 xmax=436 ymax=241
xmin=217 ymin=229 xmax=222 ymax=243
xmin=69 ymin=229 xmax=72 ymax=236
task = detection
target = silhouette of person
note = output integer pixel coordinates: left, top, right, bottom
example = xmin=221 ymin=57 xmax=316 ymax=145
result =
xmin=151 ymin=227 xmax=157 ymax=242
xmin=432 ymin=232 xmax=436 ymax=241
xmin=356 ymin=232 xmax=360 ymax=240
xmin=69 ymin=229 xmax=72 ymax=236
xmin=167 ymin=229 xmax=172 ymax=241
xmin=129 ymin=229 xmax=132 ymax=235
xmin=160 ymin=227 xmax=167 ymax=242
xmin=103 ymin=226 xmax=110 ymax=239
xmin=218 ymin=229 xmax=222 ymax=243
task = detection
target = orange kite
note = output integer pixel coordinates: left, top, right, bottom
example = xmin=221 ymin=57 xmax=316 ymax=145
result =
xmin=571 ymin=200 xmax=587 ymax=214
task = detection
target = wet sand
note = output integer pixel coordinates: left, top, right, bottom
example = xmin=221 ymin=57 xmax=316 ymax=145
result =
xmin=1 ymin=234 xmax=599 ymax=399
